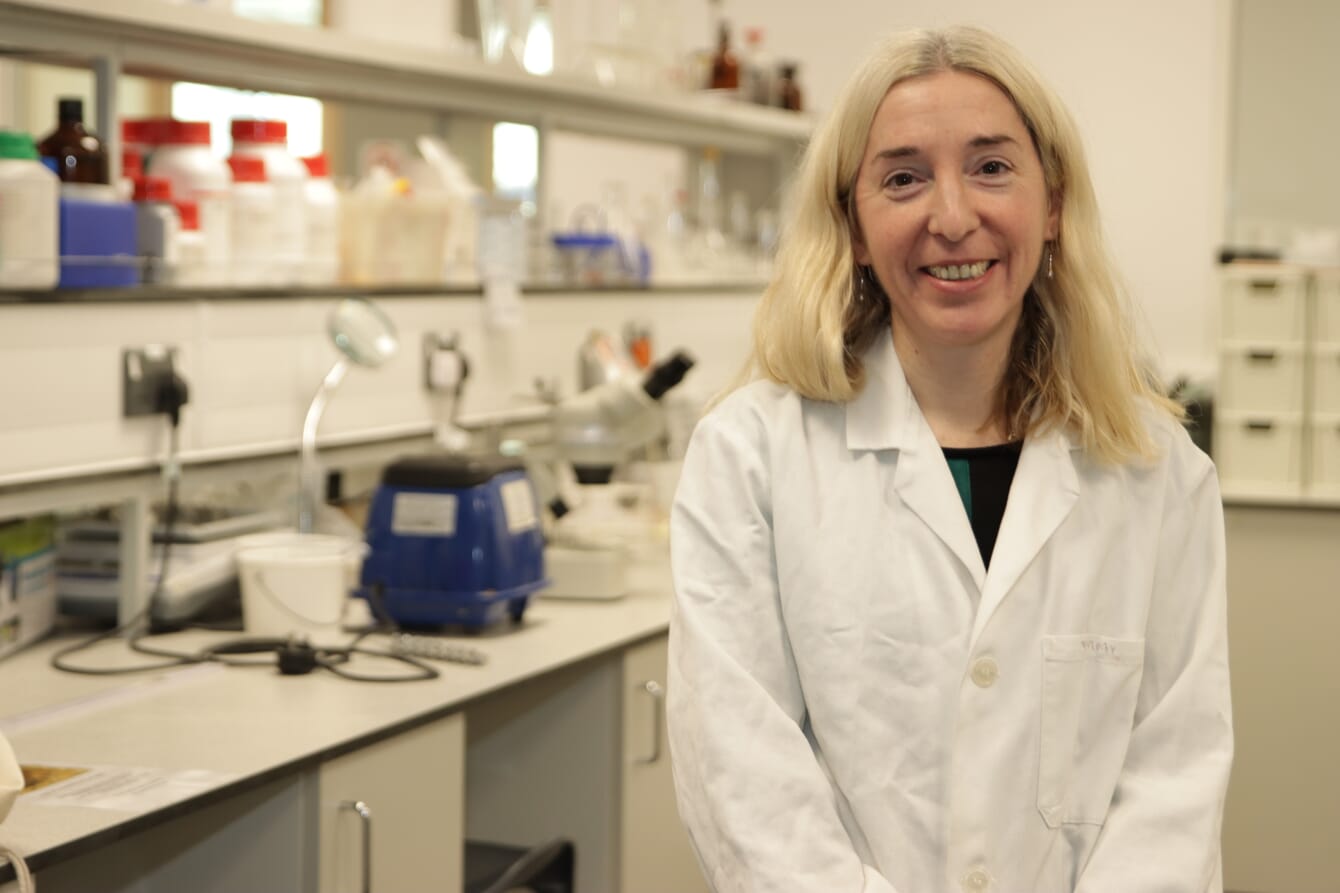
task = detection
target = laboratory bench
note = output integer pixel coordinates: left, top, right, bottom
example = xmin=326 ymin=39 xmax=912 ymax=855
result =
xmin=0 ymin=558 xmax=709 ymax=893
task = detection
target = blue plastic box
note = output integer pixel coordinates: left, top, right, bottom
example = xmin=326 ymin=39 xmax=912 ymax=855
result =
xmin=58 ymin=196 xmax=140 ymax=288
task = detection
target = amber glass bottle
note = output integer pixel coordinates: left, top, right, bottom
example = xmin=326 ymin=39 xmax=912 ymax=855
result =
xmin=37 ymin=97 xmax=109 ymax=184
xmin=710 ymin=22 xmax=740 ymax=90
xmin=777 ymin=62 xmax=804 ymax=112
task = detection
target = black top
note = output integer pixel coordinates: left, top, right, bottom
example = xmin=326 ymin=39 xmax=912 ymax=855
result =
xmin=380 ymin=453 xmax=524 ymax=489
xmin=941 ymin=441 xmax=1024 ymax=568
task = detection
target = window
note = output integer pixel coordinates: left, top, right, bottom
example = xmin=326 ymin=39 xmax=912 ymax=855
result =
xmin=493 ymin=121 xmax=538 ymax=212
xmin=170 ymin=83 xmax=322 ymax=158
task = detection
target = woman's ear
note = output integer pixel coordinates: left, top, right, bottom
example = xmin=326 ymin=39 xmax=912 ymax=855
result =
xmin=851 ymin=224 xmax=872 ymax=265
xmin=1045 ymin=189 xmax=1062 ymax=240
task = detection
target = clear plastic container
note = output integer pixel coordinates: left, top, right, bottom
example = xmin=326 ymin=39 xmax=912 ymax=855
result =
xmin=226 ymin=155 xmax=279 ymax=287
xmin=231 ymin=119 xmax=307 ymax=283
xmin=0 ymin=130 xmax=59 ymax=289
xmin=300 ymin=153 xmax=340 ymax=285
xmin=145 ymin=120 xmax=231 ymax=285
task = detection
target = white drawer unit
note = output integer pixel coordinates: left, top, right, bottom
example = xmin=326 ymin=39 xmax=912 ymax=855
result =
xmin=1214 ymin=413 xmax=1304 ymax=495
xmin=1218 ymin=344 xmax=1306 ymax=414
xmin=1221 ymin=268 xmax=1308 ymax=343
xmin=1308 ymin=415 xmax=1340 ymax=496
xmin=1311 ymin=346 xmax=1340 ymax=415
xmin=1314 ymin=273 xmax=1340 ymax=343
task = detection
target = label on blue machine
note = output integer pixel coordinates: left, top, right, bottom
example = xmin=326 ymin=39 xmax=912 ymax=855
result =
xmin=391 ymin=492 xmax=458 ymax=536
xmin=500 ymin=479 xmax=539 ymax=533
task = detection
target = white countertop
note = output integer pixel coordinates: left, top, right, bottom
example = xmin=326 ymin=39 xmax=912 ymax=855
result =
xmin=0 ymin=559 xmax=674 ymax=873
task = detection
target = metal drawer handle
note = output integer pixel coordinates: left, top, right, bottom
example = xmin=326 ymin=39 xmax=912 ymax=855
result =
xmin=1246 ymin=420 xmax=1275 ymax=432
xmin=1247 ymin=349 xmax=1278 ymax=362
xmin=636 ymin=680 xmax=665 ymax=765
xmin=340 ymin=800 xmax=373 ymax=893
xmin=1249 ymin=279 xmax=1278 ymax=292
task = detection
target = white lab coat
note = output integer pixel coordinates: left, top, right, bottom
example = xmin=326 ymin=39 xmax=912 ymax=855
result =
xmin=667 ymin=331 xmax=1233 ymax=893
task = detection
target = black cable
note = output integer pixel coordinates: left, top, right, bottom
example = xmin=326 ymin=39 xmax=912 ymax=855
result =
xmin=52 ymin=377 xmax=199 ymax=676
xmin=50 ymin=372 xmax=440 ymax=683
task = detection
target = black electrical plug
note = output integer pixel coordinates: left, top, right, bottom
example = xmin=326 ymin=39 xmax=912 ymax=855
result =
xmin=155 ymin=371 xmax=190 ymax=429
xmin=277 ymin=639 xmax=319 ymax=675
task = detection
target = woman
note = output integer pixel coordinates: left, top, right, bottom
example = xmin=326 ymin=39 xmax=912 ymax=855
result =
xmin=667 ymin=25 xmax=1232 ymax=893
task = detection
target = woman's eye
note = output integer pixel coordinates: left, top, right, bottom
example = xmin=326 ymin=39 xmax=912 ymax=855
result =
xmin=980 ymin=160 xmax=1010 ymax=176
xmin=885 ymin=172 xmax=917 ymax=189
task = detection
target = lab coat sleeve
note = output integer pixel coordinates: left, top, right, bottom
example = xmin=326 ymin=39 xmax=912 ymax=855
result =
xmin=666 ymin=398 xmax=900 ymax=893
xmin=1075 ymin=439 xmax=1234 ymax=892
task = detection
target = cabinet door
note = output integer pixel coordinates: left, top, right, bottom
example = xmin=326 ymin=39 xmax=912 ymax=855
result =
xmin=319 ymin=712 xmax=465 ymax=893
xmin=621 ymin=634 xmax=710 ymax=893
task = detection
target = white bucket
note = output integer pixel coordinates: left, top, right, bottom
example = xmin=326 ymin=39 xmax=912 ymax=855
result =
xmin=235 ymin=534 xmax=364 ymax=641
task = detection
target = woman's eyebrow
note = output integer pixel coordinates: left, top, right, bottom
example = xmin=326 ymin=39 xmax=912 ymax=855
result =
xmin=968 ymin=134 xmax=1020 ymax=149
xmin=871 ymin=134 xmax=1020 ymax=162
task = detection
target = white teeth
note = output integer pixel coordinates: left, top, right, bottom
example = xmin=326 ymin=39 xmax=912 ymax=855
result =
xmin=927 ymin=261 xmax=990 ymax=281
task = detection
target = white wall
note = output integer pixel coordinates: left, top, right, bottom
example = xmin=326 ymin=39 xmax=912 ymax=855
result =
xmin=1229 ymin=0 xmax=1340 ymax=241
xmin=0 ymin=292 xmax=754 ymax=488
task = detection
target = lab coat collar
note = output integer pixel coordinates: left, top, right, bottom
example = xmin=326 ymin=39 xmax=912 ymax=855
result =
xmin=844 ymin=331 xmax=1080 ymax=634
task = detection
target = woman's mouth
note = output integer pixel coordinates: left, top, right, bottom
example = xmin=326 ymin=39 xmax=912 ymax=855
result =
xmin=924 ymin=260 xmax=995 ymax=282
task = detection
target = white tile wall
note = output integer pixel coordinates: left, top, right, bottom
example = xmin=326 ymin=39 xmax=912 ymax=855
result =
xmin=0 ymin=290 xmax=757 ymax=486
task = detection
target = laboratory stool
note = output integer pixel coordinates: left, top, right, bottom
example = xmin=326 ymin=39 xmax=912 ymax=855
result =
xmin=463 ymin=837 xmax=574 ymax=893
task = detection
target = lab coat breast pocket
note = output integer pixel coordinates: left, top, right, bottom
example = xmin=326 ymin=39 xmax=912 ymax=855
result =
xmin=1037 ymin=634 xmax=1145 ymax=828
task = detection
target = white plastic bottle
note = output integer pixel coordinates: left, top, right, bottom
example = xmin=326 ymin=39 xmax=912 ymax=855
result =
xmin=172 ymin=199 xmax=209 ymax=287
xmin=226 ymin=155 xmax=279 ymax=287
xmin=231 ymin=119 xmax=307 ymax=283
xmin=300 ymin=153 xmax=340 ymax=285
xmin=0 ymin=130 xmax=59 ymax=289
xmin=133 ymin=175 xmax=181 ymax=284
xmin=145 ymin=120 xmax=231 ymax=285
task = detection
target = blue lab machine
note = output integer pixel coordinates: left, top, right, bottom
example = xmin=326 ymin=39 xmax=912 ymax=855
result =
xmin=358 ymin=454 xmax=547 ymax=628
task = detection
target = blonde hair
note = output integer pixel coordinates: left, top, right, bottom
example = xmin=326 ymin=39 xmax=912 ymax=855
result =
xmin=748 ymin=25 xmax=1181 ymax=463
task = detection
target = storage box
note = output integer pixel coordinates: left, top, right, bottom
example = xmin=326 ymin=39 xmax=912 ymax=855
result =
xmin=1214 ymin=412 xmax=1304 ymax=496
xmin=1307 ymin=414 xmax=1340 ymax=497
xmin=0 ymin=515 xmax=57 ymax=661
xmin=1218 ymin=344 xmax=1305 ymax=413
xmin=340 ymin=193 xmax=450 ymax=285
xmin=1221 ymin=268 xmax=1308 ymax=343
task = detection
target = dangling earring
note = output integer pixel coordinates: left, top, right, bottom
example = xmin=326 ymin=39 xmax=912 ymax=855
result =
xmin=1046 ymin=243 xmax=1055 ymax=280
xmin=854 ymin=266 xmax=867 ymax=302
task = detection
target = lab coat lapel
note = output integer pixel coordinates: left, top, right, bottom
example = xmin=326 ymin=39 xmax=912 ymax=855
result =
xmin=846 ymin=333 xmax=987 ymax=592
xmin=969 ymin=428 xmax=1079 ymax=648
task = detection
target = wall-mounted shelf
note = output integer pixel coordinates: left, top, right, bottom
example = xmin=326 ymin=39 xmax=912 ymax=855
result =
xmin=0 ymin=280 xmax=768 ymax=304
xmin=0 ymin=0 xmax=814 ymax=156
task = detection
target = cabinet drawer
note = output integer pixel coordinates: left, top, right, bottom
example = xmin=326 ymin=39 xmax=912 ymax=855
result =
xmin=1311 ymin=347 xmax=1340 ymax=415
xmin=1214 ymin=413 xmax=1303 ymax=494
xmin=1308 ymin=415 xmax=1340 ymax=496
xmin=1314 ymin=275 xmax=1340 ymax=343
xmin=1219 ymin=345 xmax=1305 ymax=413
xmin=1222 ymin=271 xmax=1307 ymax=343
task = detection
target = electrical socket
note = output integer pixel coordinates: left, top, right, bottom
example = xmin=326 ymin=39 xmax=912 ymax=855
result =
xmin=123 ymin=345 xmax=177 ymax=417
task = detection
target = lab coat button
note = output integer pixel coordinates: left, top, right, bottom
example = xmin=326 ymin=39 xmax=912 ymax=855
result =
xmin=962 ymin=867 xmax=992 ymax=892
xmin=970 ymin=657 xmax=999 ymax=688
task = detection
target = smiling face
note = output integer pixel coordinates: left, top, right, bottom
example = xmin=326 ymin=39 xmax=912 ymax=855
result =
xmin=851 ymin=69 xmax=1058 ymax=362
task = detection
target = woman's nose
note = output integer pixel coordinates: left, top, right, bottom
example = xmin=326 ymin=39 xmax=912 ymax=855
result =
xmin=926 ymin=179 xmax=980 ymax=242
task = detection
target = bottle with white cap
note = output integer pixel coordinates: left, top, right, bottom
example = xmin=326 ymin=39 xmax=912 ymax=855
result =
xmin=145 ymin=120 xmax=232 ymax=285
xmin=231 ymin=119 xmax=307 ymax=283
